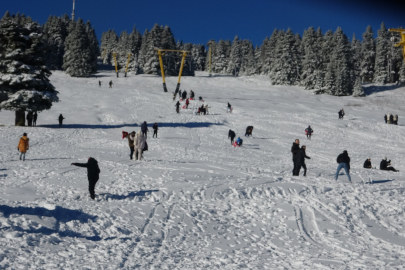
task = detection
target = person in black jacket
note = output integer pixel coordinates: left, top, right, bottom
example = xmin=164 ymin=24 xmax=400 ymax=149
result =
xmin=363 ymin=158 xmax=372 ymax=169
xmin=228 ymin=129 xmax=236 ymax=144
xmin=182 ymin=90 xmax=187 ymax=100
xmin=141 ymin=121 xmax=148 ymax=137
xmin=33 ymin=112 xmax=38 ymax=127
xmin=384 ymin=114 xmax=387 ymax=124
xmin=175 ymin=101 xmax=180 ymax=113
xmin=380 ymin=157 xmax=398 ymax=172
xmin=153 ymin=123 xmax=158 ymax=138
xmin=245 ymin=126 xmax=254 ymax=137
xmin=335 ymin=150 xmax=351 ymax=182
xmin=389 ymin=114 xmax=394 ymax=124
xmin=291 ymin=139 xmax=300 ymax=176
xmin=71 ymin=158 xmax=101 ymax=199
xmin=305 ymin=126 xmax=313 ymax=140
xmin=295 ymin=145 xmax=311 ymax=176
xmin=58 ymin=114 xmax=65 ymax=127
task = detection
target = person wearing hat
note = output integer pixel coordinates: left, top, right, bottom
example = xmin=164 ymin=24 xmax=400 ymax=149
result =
xmin=335 ymin=150 xmax=351 ymax=182
xmin=363 ymin=158 xmax=372 ymax=169
xmin=380 ymin=157 xmax=398 ymax=172
xmin=18 ymin=133 xmax=29 ymax=161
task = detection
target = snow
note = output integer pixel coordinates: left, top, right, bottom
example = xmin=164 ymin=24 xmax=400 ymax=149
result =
xmin=1 ymin=70 xmax=405 ymax=269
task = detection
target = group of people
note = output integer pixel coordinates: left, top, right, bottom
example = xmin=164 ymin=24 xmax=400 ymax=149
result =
xmin=384 ymin=114 xmax=399 ymax=125
xmin=26 ymin=112 xmax=38 ymax=127
xmin=197 ymin=104 xmax=209 ymax=115
xmin=228 ymin=129 xmax=243 ymax=147
xmin=363 ymin=157 xmax=399 ymax=172
xmin=98 ymin=80 xmax=114 ymax=88
xmin=173 ymin=89 xmax=194 ymax=101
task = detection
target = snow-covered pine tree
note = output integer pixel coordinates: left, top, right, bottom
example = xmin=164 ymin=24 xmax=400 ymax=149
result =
xmin=352 ymin=76 xmax=365 ymax=96
xmin=227 ymin=36 xmax=242 ymax=75
xmin=399 ymin=61 xmax=405 ymax=86
xmin=85 ymin=21 xmax=99 ymax=74
xmin=359 ymin=25 xmax=375 ymax=83
xmin=62 ymin=18 xmax=94 ymax=77
xmin=125 ymin=26 xmax=142 ymax=73
xmin=239 ymin=39 xmax=256 ymax=76
xmin=175 ymin=42 xmax=195 ymax=76
xmin=0 ymin=12 xmax=59 ymax=126
xmin=43 ymin=15 xmax=68 ymax=70
xmin=100 ymin=29 xmax=118 ymax=64
xmin=325 ymin=27 xmax=353 ymax=96
xmin=314 ymin=28 xmax=325 ymax=90
xmin=261 ymin=29 xmax=278 ymax=75
xmin=254 ymin=45 xmax=262 ymax=74
xmin=270 ymin=29 xmax=301 ymax=85
xmin=373 ymin=22 xmax=389 ymax=84
xmin=116 ymin=31 xmax=129 ymax=71
xmin=210 ymin=39 xmax=230 ymax=74
xmin=300 ymin=27 xmax=323 ymax=89
xmin=319 ymin=29 xmax=334 ymax=89
xmin=190 ymin=44 xmax=206 ymax=71
xmin=351 ymin=33 xmax=362 ymax=78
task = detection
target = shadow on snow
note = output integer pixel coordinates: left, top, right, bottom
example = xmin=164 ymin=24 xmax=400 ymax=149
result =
xmin=39 ymin=122 xmax=223 ymax=129
xmin=98 ymin=190 xmax=159 ymax=201
xmin=364 ymin=84 xmax=403 ymax=96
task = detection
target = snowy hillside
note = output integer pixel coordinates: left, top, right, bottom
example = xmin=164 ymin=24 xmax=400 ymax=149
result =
xmin=1 ymin=69 xmax=405 ymax=269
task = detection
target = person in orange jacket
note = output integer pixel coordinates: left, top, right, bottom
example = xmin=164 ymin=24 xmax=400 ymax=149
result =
xmin=18 ymin=133 xmax=29 ymax=161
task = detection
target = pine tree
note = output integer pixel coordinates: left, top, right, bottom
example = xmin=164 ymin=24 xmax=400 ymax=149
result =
xmin=0 ymin=12 xmax=59 ymax=126
xmin=239 ymin=39 xmax=256 ymax=76
xmin=351 ymin=33 xmax=362 ymax=77
xmin=62 ymin=18 xmax=94 ymax=77
xmin=43 ymin=15 xmax=69 ymax=70
xmin=261 ymin=29 xmax=278 ymax=75
xmin=254 ymin=45 xmax=262 ymax=74
xmin=360 ymin=25 xmax=375 ymax=83
xmin=85 ymin=21 xmax=99 ymax=74
xmin=399 ymin=61 xmax=405 ymax=86
xmin=190 ymin=44 xmax=206 ymax=71
xmin=352 ymin=76 xmax=365 ymax=96
xmin=100 ymin=29 xmax=118 ymax=64
xmin=319 ymin=29 xmax=334 ymax=88
xmin=300 ymin=27 xmax=323 ymax=89
xmin=125 ymin=26 xmax=142 ymax=73
xmin=227 ymin=36 xmax=242 ymax=75
xmin=373 ymin=22 xmax=389 ymax=84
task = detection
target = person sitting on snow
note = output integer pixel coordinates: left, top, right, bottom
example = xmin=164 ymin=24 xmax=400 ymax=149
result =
xmin=380 ymin=157 xmax=398 ymax=172
xmin=363 ymin=158 xmax=372 ymax=169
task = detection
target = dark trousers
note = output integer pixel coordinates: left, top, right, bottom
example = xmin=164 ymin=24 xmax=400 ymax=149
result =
xmin=176 ymin=107 xmax=179 ymax=113
xmin=88 ymin=178 xmax=99 ymax=199
xmin=384 ymin=167 xmax=397 ymax=172
xmin=293 ymin=161 xmax=300 ymax=176
xmin=33 ymin=120 xmax=36 ymax=127
xmin=142 ymin=131 xmax=147 ymax=137
xmin=130 ymin=146 xmax=134 ymax=159
xmin=230 ymin=137 xmax=235 ymax=144
xmin=59 ymin=120 xmax=63 ymax=127
xmin=153 ymin=130 xmax=157 ymax=138
xmin=300 ymin=164 xmax=307 ymax=176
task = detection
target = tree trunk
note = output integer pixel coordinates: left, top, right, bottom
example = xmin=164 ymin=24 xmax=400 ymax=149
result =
xmin=15 ymin=110 xmax=25 ymax=126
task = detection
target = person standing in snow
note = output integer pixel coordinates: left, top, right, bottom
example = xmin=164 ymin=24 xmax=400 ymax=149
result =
xmin=363 ymin=158 xmax=372 ymax=169
xmin=393 ymin=115 xmax=398 ymax=125
xmin=71 ymin=158 xmax=101 ymax=200
xmin=338 ymin=109 xmax=345 ymax=119
xmin=26 ymin=112 xmax=33 ymax=126
xmin=305 ymin=126 xmax=313 ymax=140
xmin=141 ymin=121 xmax=148 ymax=137
xmin=380 ymin=157 xmax=398 ymax=172
xmin=58 ymin=114 xmax=65 ymax=127
xmin=33 ymin=112 xmax=38 ymax=127
xmin=291 ymin=139 xmax=300 ymax=176
xmin=109 ymin=80 xmax=113 ymax=88
xmin=245 ymin=126 xmax=253 ymax=137
xmin=18 ymin=133 xmax=29 ymax=161
xmin=182 ymin=90 xmax=187 ymax=100
xmin=389 ymin=114 xmax=394 ymax=124
xmin=186 ymin=98 xmax=190 ymax=109
xmin=179 ymin=90 xmax=182 ymax=99
xmin=384 ymin=114 xmax=387 ymax=124
xmin=295 ymin=145 xmax=311 ymax=176
xmin=153 ymin=123 xmax=158 ymax=138
xmin=190 ymin=90 xmax=195 ymax=99
xmin=99 ymin=81 xmax=101 ymax=87
xmin=175 ymin=101 xmax=180 ymax=113
xmin=172 ymin=92 xmax=176 ymax=101
xmin=126 ymin=131 xmax=136 ymax=160
xmin=228 ymin=129 xmax=236 ymax=144
xmin=135 ymin=132 xmax=146 ymax=160
xmin=335 ymin=150 xmax=351 ymax=182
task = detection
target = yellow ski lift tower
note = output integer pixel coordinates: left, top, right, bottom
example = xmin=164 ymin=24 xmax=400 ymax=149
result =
xmin=112 ymin=52 xmax=119 ymax=77
xmin=125 ymin=53 xmax=132 ymax=77
xmin=154 ymin=49 xmax=190 ymax=92
xmin=207 ymin=40 xmax=215 ymax=77
xmin=388 ymin=28 xmax=405 ymax=62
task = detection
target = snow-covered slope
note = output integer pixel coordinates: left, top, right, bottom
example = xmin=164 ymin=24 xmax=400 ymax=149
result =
xmin=1 ymin=70 xmax=405 ymax=269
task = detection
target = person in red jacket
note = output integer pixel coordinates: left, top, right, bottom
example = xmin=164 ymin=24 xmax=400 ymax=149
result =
xmin=186 ymin=98 xmax=190 ymax=109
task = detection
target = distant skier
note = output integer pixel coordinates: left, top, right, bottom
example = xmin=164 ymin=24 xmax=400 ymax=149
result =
xmin=153 ymin=123 xmax=158 ymax=138
xmin=389 ymin=114 xmax=394 ymax=124
xmin=175 ymin=101 xmax=180 ymax=113
xmin=135 ymin=132 xmax=146 ymax=160
xmin=109 ymin=80 xmax=113 ymax=88
xmin=141 ymin=121 xmax=148 ymax=137
xmin=58 ymin=114 xmax=65 ymax=127
xmin=71 ymin=157 xmax=101 ymax=200
xmin=295 ymin=145 xmax=311 ymax=176
xmin=26 ymin=111 xmax=33 ymax=126
xmin=228 ymin=129 xmax=236 ymax=144
xmin=384 ymin=114 xmax=387 ymax=124
xmin=18 ymin=133 xmax=29 ymax=161
xmin=363 ymin=158 xmax=372 ymax=169
xmin=182 ymin=90 xmax=187 ymax=100
xmin=291 ymin=139 xmax=300 ymax=176
xmin=99 ymin=81 xmax=101 ymax=87
xmin=125 ymin=131 xmax=136 ymax=160
xmin=186 ymin=98 xmax=190 ymax=109
xmin=335 ymin=150 xmax=351 ymax=182
xmin=380 ymin=157 xmax=398 ymax=172
xmin=305 ymin=125 xmax=313 ymax=140
xmin=245 ymin=126 xmax=253 ymax=137
xmin=33 ymin=112 xmax=37 ymax=127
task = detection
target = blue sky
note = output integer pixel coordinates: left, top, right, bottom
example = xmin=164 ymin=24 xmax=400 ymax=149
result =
xmin=2 ymin=0 xmax=404 ymax=46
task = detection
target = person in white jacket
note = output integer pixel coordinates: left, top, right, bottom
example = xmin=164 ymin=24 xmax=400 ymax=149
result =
xmin=135 ymin=132 xmax=146 ymax=160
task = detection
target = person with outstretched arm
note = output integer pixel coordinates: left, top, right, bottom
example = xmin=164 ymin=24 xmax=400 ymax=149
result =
xmin=335 ymin=150 xmax=351 ymax=182
xmin=71 ymin=158 xmax=101 ymax=200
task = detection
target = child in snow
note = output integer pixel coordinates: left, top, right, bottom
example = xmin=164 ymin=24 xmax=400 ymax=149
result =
xmin=18 ymin=133 xmax=29 ymax=161
xmin=71 ymin=157 xmax=101 ymax=200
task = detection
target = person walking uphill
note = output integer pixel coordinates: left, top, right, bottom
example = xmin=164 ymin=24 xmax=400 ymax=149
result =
xmin=58 ymin=114 xmax=65 ymax=127
xmin=291 ymin=139 xmax=300 ymax=176
xmin=71 ymin=158 xmax=100 ymax=200
xmin=153 ymin=123 xmax=158 ymax=138
xmin=335 ymin=150 xmax=351 ymax=182
xmin=305 ymin=126 xmax=313 ymax=140
xmin=141 ymin=121 xmax=148 ymax=137
xmin=175 ymin=101 xmax=180 ymax=113
xmin=18 ymin=133 xmax=29 ymax=161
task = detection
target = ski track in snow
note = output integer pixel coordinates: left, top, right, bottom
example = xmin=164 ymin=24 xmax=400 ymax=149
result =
xmin=1 ymin=71 xmax=405 ymax=269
